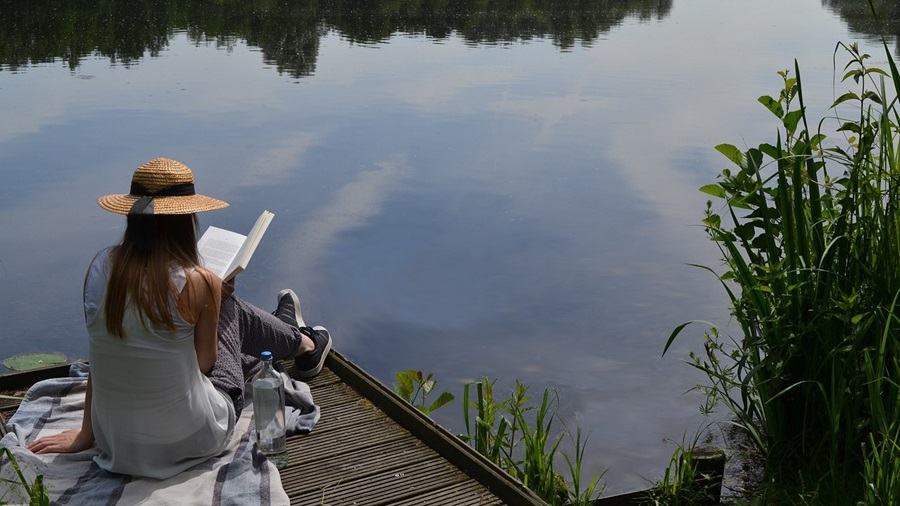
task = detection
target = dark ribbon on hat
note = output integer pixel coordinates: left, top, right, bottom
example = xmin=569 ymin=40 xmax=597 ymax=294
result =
xmin=128 ymin=181 xmax=196 ymax=215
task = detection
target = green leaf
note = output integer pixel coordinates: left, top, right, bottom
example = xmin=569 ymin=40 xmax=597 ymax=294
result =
xmin=2 ymin=353 xmax=66 ymax=372
xmin=860 ymin=90 xmax=882 ymax=105
xmin=758 ymin=95 xmax=784 ymax=118
xmin=699 ymin=184 xmax=726 ymax=198
xmin=865 ymin=67 xmax=889 ymax=77
xmin=702 ymin=214 xmax=721 ymax=229
xmin=734 ymin=223 xmax=756 ymax=241
xmin=759 ymin=142 xmax=780 ymax=160
xmin=841 ymin=68 xmax=862 ymax=83
xmin=715 ymin=144 xmax=744 ymax=166
xmin=830 ymin=91 xmax=860 ymax=109
xmin=782 ymin=109 xmax=804 ymax=134
xmin=428 ymin=391 xmax=455 ymax=412
xmin=838 ymin=121 xmax=862 ymax=134
xmin=810 ymin=133 xmax=827 ymax=150
xmin=392 ymin=370 xmax=415 ymax=401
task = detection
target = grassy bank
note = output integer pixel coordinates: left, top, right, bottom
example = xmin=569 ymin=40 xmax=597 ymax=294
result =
xmin=668 ymin=37 xmax=900 ymax=504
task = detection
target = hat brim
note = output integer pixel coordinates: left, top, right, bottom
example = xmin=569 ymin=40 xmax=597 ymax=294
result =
xmin=98 ymin=194 xmax=229 ymax=215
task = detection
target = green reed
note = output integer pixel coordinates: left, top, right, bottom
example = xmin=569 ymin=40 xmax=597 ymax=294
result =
xmin=641 ymin=432 xmax=713 ymax=506
xmin=667 ymin=39 xmax=900 ymax=502
xmin=460 ymin=379 xmax=604 ymax=506
xmin=0 ymin=448 xmax=49 ymax=506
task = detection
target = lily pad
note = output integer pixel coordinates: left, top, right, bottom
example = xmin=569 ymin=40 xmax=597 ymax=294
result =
xmin=2 ymin=353 xmax=67 ymax=371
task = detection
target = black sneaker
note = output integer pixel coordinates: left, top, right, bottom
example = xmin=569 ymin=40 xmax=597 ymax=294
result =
xmin=274 ymin=289 xmax=305 ymax=328
xmin=294 ymin=327 xmax=332 ymax=378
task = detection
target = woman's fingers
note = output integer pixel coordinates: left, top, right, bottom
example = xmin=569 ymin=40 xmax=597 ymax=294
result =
xmin=27 ymin=429 xmax=80 ymax=454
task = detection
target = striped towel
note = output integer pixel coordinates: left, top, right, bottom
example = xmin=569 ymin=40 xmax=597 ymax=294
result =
xmin=0 ymin=364 xmax=291 ymax=505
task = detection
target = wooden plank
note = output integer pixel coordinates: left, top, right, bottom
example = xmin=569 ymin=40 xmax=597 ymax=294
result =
xmin=290 ymin=457 xmax=470 ymax=506
xmin=592 ymin=490 xmax=647 ymax=506
xmin=386 ymin=480 xmax=505 ymax=506
xmin=282 ymin=436 xmax=437 ymax=496
xmin=306 ymin=381 xmax=362 ymax=409
xmin=322 ymin=350 xmax=549 ymax=506
xmin=303 ymin=368 xmax=341 ymax=388
xmin=0 ymin=363 xmax=73 ymax=391
xmin=0 ymin=354 xmax=546 ymax=505
xmin=0 ymin=397 xmax=22 ymax=411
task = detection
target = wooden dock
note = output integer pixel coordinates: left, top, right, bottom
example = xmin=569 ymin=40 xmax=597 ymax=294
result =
xmin=1 ymin=351 xmax=549 ymax=505
xmin=1 ymin=351 xmax=663 ymax=505
xmin=281 ymin=351 xmax=549 ymax=504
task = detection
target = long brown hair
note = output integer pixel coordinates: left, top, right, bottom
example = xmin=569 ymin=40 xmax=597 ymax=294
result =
xmin=105 ymin=213 xmax=201 ymax=337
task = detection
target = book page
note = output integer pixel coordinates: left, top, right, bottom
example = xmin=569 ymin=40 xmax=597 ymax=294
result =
xmin=227 ymin=210 xmax=274 ymax=280
xmin=198 ymin=226 xmax=247 ymax=279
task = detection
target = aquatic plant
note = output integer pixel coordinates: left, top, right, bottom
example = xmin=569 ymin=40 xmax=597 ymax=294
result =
xmin=391 ymin=369 xmax=454 ymax=415
xmin=0 ymin=448 xmax=49 ymax=506
xmin=460 ymin=379 xmax=604 ymax=506
xmin=666 ymin=38 xmax=900 ymax=502
xmin=1 ymin=354 xmax=66 ymax=372
xmin=641 ymin=429 xmax=722 ymax=506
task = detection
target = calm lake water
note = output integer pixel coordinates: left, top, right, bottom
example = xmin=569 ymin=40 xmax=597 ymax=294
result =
xmin=1 ymin=0 xmax=898 ymax=495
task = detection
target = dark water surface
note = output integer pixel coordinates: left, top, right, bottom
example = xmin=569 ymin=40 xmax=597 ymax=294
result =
xmin=1 ymin=0 xmax=897 ymax=494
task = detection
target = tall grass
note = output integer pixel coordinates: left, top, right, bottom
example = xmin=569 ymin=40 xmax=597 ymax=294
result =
xmin=641 ymin=432 xmax=717 ymax=506
xmin=666 ymin=39 xmax=900 ymax=502
xmin=460 ymin=379 xmax=605 ymax=505
xmin=0 ymin=448 xmax=49 ymax=506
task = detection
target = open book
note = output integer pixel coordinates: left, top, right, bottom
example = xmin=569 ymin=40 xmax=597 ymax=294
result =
xmin=198 ymin=210 xmax=274 ymax=281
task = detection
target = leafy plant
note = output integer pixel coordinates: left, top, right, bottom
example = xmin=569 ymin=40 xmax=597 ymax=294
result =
xmin=666 ymin=39 xmax=900 ymax=501
xmin=391 ymin=369 xmax=454 ymax=415
xmin=0 ymin=448 xmax=49 ymax=506
xmin=641 ymin=431 xmax=722 ymax=506
xmin=860 ymin=428 xmax=900 ymax=505
xmin=460 ymin=378 xmax=605 ymax=505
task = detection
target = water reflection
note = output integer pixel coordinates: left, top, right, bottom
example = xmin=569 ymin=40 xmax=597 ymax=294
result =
xmin=824 ymin=0 xmax=900 ymax=53
xmin=1 ymin=0 xmax=892 ymax=496
xmin=0 ymin=0 xmax=672 ymax=77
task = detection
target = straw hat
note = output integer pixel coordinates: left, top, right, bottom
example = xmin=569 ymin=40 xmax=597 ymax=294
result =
xmin=98 ymin=158 xmax=229 ymax=215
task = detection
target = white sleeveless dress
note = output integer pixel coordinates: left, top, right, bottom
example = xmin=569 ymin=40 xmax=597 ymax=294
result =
xmin=83 ymin=248 xmax=235 ymax=479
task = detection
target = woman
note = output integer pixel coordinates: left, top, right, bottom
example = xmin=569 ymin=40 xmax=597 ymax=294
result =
xmin=27 ymin=158 xmax=331 ymax=479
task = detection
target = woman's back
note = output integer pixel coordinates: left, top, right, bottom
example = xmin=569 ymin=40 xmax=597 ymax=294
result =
xmin=84 ymin=248 xmax=234 ymax=479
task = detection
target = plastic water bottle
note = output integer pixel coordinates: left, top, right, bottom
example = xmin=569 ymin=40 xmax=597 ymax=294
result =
xmin=252 ymin=351 xmax=288 ymax=469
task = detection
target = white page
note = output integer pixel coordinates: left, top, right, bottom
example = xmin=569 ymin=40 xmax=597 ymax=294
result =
xmin=198 ymin=226 xmax=247 ymax=279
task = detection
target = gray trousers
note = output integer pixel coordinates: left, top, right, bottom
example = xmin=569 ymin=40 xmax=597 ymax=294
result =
xmin=206 ymin=295 xmax=303 ymax=416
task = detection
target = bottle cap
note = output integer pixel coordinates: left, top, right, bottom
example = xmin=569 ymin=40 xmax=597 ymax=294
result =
xmin=261 ymin=351 xmax=273 ymax=361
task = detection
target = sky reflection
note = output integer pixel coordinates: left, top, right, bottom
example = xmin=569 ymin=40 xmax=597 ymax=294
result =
xmin=1 ymin=0 xmax=897 ymax=494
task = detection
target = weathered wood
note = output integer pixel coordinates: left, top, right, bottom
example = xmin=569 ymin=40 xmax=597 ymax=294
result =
xmin=319 ymin=350 xmax=550 ymax=506
xmin=592 ymin=489 xmax=647 ymax=506
xmin=691 ymin=446 xmax=726 ymax=505
xmin=0 ymin=362 xmax=74 ymax=391
xmin=0 ymin=354 xmax=545 ymax=505
xmin=0 ymin=355 xmax=703 ymax=505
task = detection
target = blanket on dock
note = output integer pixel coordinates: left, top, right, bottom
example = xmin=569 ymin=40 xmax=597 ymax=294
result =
xmin=0 ymin=363 xmax=317 ymax=505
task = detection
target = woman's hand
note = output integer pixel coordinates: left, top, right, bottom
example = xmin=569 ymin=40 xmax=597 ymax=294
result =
xmin=27 ymin=428 xmax=93 ymax=454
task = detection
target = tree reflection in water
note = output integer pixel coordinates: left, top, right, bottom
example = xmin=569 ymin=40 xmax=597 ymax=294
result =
xmin=0 ymin=0 xmax=672 ymax=77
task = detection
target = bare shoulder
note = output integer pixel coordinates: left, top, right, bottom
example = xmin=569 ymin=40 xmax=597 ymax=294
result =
xmin=178 ymin=266 xmax=222 ymax=322
xmin=187 ymin=266 xmax=222 ymax=292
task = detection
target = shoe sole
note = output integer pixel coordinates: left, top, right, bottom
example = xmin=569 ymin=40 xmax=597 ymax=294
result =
xmin=296 ymin=329 xmax=332 ymax=378
xmin=276 ymin=288 xmax=305 ymax=328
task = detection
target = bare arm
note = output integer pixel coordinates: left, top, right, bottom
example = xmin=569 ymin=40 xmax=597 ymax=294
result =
xmin=27 ymin=373 xmax=95 ymax=454
xmin=184 ymin=268 xmax=222 ymax=375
